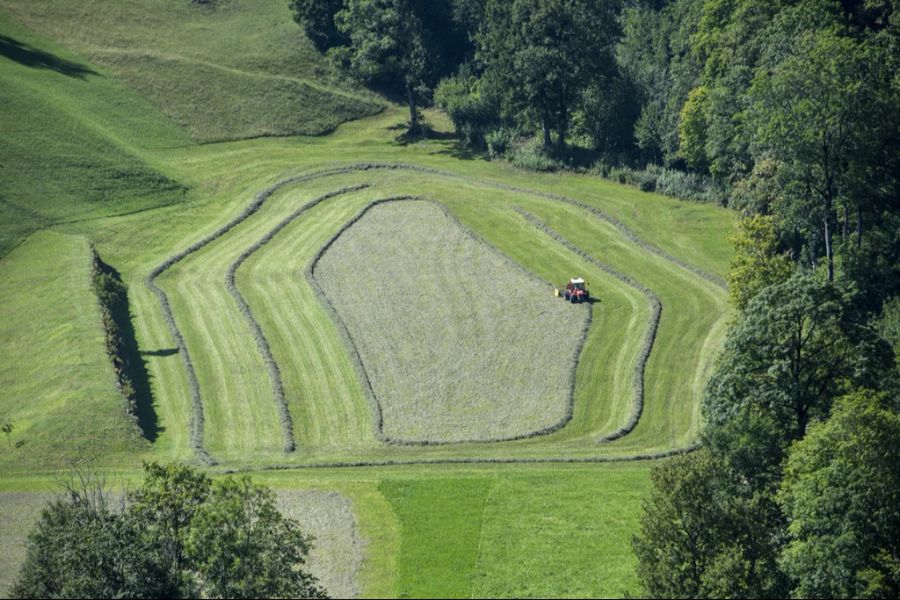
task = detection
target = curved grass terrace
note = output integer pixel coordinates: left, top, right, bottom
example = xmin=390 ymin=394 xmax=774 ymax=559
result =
xmin=141 ymin=162 xmax=730 ymax=466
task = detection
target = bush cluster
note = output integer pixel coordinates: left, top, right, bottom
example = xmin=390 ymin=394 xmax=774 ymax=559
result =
xmin=599 ymin=163 xmax=726 ymax=204
xmin=91 ymin=251 xmax=141 ymax=430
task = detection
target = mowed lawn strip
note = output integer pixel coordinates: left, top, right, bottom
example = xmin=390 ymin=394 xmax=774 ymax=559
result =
xmin=379 ymin=477 xmax=494 ymax=598
xmin=471 ymin=466 xmax=651 ymax=598
xmin=238 ymin=191 xmax=378 ymax=450
xmin=157 ymin=176 xmax=372 ymax=460
xmin=518 ymin=200 xmax=729 ymax=449
xmin=0 ymin=231 xmax=144 ymax=471
xmin=314 ymin=200 xmax=589 ymax=443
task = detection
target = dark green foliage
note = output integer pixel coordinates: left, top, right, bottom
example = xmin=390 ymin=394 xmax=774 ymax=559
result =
xmin=434 ymin=66 xmax=500 ymax=147
xmin=477 ymin=0 xmax=619 ymax=150
xmin=779 ymin=391 xmax=900 ymax=598
xmin=186 ymin=478 xmax=325 ymax=599
xmin=632 ymin=449 xmax=788 ymax=598
xmin=289 ymin=0 xmax=347 ymax=52
xmin=636 ymin=272 xmax=897 ymax=598
xmin=704 ymin=274 xmax=893 ymax=444
xmin=12 ymin=463 xmax=327 ymax=599
xmin=335 ymin=0 xmax=430 ymax=130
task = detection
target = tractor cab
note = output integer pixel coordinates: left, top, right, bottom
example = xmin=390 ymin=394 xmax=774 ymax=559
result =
xmin=556 ymin=277 xmax=590 ymax=303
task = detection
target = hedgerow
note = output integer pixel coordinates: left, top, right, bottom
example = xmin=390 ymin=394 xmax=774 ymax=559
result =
xmin=91 ymin=249 xmax=140 ymax=431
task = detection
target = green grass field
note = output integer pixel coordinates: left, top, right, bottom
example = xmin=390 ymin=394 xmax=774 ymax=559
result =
xmin=0 ymin=2 xmax=735 ymax=597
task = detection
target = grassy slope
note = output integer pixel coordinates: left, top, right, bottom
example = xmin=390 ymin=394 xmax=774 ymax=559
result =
xmin=0 ymin=3 xmax=738 ymax=597
xmin=0 ymin=231 xmax=145 ymax=472
xmin=0 ymin=0 xmax=382 ymax=143
xmin=0 ymin=12 xmax=190 ymax=255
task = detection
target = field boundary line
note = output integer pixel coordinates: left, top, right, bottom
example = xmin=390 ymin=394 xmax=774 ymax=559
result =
xmin=514 ymin=209 xmax=663 ymax=443
xmin=222 ymin=442 xmax=702 ymax=472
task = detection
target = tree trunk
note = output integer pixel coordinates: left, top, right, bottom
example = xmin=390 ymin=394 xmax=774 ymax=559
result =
xmin=856 ymin=203 xmax=863 ymax=248
xmin=824 ymin=196 xmax=834 ymax=282
xmin=407 ymin=83 xmax=418 ymax=133
xmin=541 ymin=116 xmax=551 ymax=150
xmin=557 ymin=109 xmax=568 ymax=152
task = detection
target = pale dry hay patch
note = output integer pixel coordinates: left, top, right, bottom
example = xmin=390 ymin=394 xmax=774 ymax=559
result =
xmin=314 ymin=200 xmax=588 ymax=443
xmin=275 ymin=490 xmax=364 ymax=599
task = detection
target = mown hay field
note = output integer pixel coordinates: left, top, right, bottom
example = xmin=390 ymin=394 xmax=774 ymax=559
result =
xmin=314 ymin=200 xmax=589 ymax=443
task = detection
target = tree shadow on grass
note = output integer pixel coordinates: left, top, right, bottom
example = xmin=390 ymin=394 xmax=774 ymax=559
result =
xmin=0 ymin=35 xmax=97 ymax=78
xmin=97 ymin=259 xmax=163 ymax=442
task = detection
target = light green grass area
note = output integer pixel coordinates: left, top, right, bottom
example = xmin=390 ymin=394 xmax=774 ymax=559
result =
xmin=315 ymin=200 xmax=588 ymax=443
xmin=0 ymin=0 xmax=383 ymax=143
xmin=0 ymin=3 xmax=739 ymax=596
xmin=0 ymin=231 xmax=146 ymax=472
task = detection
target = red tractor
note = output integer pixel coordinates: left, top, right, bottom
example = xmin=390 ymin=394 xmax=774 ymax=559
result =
xmin=556 ymin=277 xmax=590 ymax=303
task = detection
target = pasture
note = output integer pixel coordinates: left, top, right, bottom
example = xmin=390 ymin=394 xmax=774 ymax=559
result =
xmin=0 ymin=2 xmax=735 ymax=597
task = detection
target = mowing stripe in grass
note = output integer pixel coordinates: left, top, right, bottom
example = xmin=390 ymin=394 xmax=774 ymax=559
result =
xmin=514 ymin=208 xmax=662 ymax=443
xmin=145 ymin=167 xmax=373 ymax=462
xmin=225 ymin=184 xmax=371 ymax=454
xmin=308 ymin=198 xmax=591 ymax=445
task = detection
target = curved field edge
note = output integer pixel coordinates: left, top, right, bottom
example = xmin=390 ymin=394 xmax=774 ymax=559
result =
xmin=515 ymin=209 xmax=662 ymax=443
xmin=309 ymin=198 xmax=591 ymax=444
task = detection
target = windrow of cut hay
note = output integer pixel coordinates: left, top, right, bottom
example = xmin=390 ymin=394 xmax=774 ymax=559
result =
xmin=226 ymin=184 xmax=371 ymax=454
xmin=312 ymin=200 xmax=589 ymax=444
xmin=514 ymin=209 xmax=663 ymax=442
xmin=146 ymin=168 xmax=368 ymax=462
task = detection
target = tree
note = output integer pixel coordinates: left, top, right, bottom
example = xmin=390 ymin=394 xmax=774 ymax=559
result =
xmin=704 ymin=273 xmax=893 ymax=444
xmin=336 ymin=0 xmax=431 ymax=132
xmin=13 ymin=463 xmax=327 ymax=599
xmin=289 ymin=0 xmax=347 ymax=52
xmin=186 ymin=477 xmax=325 ymax=599
xmin=725 ymin=214 xmax=793 ymax=312
xmin=747 ymin=9 xmax=894 ymax=281
xmin=478 ymin=0 xmax=617 ymax=150
xmin=632 ymin=449 xmax=788 ymax=598
xmin=778 ymin=391 xmax=900 ymax=598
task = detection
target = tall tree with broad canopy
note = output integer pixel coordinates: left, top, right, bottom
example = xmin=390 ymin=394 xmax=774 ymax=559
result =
xmin=779 ymin=391 xmax=900 ymax=599
xmin=335 ymin=0 xmax=430 ymax=132
xmin=13 ymin=463 xmax=327 ymax=599
xmin=478 ymin=0 xmax=618 ymax=150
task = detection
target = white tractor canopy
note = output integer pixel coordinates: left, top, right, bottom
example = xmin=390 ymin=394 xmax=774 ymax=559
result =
xmin=570 ymin=277 xmax=585 ymax=289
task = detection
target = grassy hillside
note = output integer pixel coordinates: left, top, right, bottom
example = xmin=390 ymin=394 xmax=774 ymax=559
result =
xmin=0 ymin=0 xmax=383 ymax=143
xmin=0 ymin=231 xmax=146 ymax=472
xmin=0 ymin=13 xmax=189 ymax=255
